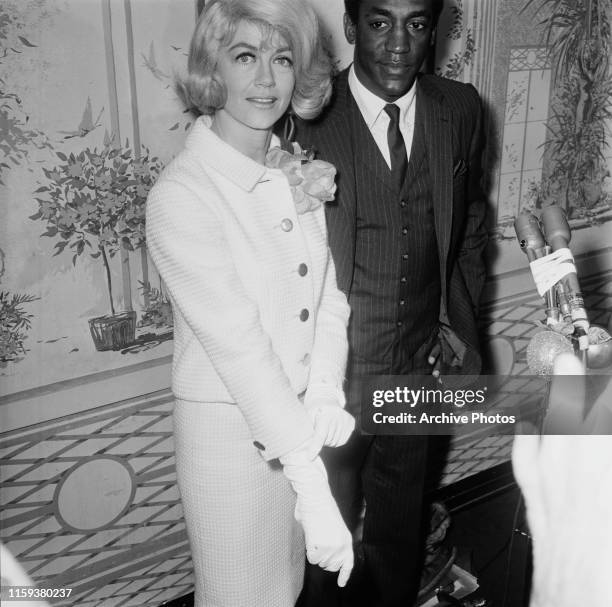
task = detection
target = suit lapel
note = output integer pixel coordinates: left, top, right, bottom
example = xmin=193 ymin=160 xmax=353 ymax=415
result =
xmin=314 ymin=72 xmax=358 ymax=295
xmin=417 ymin=76 xmax=454 ymax=299
xmin=346 ymin=91 xmax=397 ymax=194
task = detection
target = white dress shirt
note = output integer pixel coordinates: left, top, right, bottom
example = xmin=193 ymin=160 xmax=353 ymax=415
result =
xmin=348 ymin=64 xmax=417 ymax=167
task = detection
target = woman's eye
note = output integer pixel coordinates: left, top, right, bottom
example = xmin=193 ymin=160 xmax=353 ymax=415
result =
xmin=235 ymin=52 xmax=255 ymax=64
xmin=274 ymin=55 xmax=293 ymax=67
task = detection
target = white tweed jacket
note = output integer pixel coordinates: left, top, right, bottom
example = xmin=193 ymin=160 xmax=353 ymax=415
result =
xmin=146 ymin=117 xmax=350 ymax=460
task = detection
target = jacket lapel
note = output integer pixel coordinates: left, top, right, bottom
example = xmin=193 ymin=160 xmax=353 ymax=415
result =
xmin=417 ymin=76 xmax=454 ymax=301
xmin=314 ymin=72 xmax=358 ymax=295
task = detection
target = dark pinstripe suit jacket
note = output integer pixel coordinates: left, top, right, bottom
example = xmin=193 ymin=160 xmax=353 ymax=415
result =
xmin=297 ymin=69 xmax=488 ymax=375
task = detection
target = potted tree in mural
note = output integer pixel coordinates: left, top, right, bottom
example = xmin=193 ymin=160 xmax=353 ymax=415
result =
xmin=30 ymin=143 xmax=164 ymax=351
xmin=524 ymin=0 xmax=612 ymax=217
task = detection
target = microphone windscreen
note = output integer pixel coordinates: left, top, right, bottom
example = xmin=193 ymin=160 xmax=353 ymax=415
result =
xmin=527 ymin=330 xmax=574 ymax=375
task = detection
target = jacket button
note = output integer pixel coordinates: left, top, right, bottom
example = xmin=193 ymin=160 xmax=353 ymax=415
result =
xmin=298 ymin=263 xmax=308 ymax=276
xmin=397 ymin=321 xmax=403 ymax=327
xmin=301 ymin=353 xmax=311 ymax=365
xmin=300 ymin=309 xmax=310 ymax=322
xmin=400 ymin=276 xmax=407 ymax=284
xmin=402 ymin=226 xmax=409 ymax=235
xmin=400 ymin=199 xmax=407 ymax=208
xmin=399 ymin=299 xmax=406 ymax=306
xmin=281 ymin=218 xmax=294 ymax=232
xmin=253 ymin=441 xmax=265 ymax=451
xmin=401 ymin=253 xmax=409 ymax=260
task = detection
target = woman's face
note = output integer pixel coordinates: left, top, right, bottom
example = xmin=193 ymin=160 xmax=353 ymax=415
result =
xmin=214 ymin=21 xmax=295 ymax=134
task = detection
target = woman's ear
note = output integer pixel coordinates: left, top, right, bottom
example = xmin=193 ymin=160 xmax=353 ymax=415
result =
xmin=343 ymin=13 xmax=357 ymax=45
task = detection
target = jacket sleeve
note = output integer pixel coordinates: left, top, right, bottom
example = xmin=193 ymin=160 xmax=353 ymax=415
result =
xmin=457 ymin=84 xmax=488 ymax=315
xmin=146 ymin=177 xmax=314 ymax=460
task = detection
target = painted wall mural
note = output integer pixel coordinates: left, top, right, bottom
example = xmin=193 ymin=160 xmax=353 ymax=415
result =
xmin=0 ymin=0 xmax=196 ymax=397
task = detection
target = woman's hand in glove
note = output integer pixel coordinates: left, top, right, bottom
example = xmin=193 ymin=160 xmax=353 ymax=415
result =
xmin=281 ymin=445 xmax=354 ymax=587
xmin=307 ymin=399 xmax=355 ymax=453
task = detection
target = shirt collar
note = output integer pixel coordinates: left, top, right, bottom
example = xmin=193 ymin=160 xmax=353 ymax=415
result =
xmin=184 ymin=115 xmax=281 ymax=192
xmin=348 ymin=64 xmax=417 ymax=128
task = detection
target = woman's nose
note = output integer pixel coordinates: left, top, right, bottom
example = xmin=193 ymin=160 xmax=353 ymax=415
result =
xmin=255 ymin=60 xmax=275 ymax=87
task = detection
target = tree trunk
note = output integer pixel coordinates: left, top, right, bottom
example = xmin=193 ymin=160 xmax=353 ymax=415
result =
xmin=100 ymin=245 xmax=116 ymax=316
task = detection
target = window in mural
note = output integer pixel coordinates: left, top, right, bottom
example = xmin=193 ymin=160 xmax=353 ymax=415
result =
xmin=497 ymin=47 xmax=552 ymax=227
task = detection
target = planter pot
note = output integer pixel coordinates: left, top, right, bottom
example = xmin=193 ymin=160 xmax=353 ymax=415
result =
xmin=88 ymin=311 xmax=137 ymax=351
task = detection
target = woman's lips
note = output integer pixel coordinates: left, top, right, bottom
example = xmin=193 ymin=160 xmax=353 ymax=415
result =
xmin=247 ymin=97 xmax=277 ymax=107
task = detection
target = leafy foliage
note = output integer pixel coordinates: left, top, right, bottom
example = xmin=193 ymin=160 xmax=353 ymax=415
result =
xmin=0 ymin=5 xmax=51 ymax=184
xmin=523 ymin=0 xmax=612 ymax=215
xmin=137 ymin=281 xmax=173 ymax=329
xmin=0 ymin=291 xmax=38 ymax=365
xmin=29 ymin=143 xmax=164 ymax=313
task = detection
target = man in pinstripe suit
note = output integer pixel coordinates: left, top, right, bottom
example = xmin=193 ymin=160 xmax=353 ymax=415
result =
xmin=295 ymin=0 xmax=488 ymax=605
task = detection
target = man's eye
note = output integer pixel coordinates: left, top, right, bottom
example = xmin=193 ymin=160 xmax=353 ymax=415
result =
xmin=369 ymin=20 xmax=388 ymax=30
xmin=236 ymin=52 xmax=255 ymax=64
xmin=409 ymin=21 xmax=428 ymax=31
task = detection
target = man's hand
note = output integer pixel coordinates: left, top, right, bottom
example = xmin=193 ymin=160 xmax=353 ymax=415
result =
xmin=427 ymin=341 xmax=442 ymax=380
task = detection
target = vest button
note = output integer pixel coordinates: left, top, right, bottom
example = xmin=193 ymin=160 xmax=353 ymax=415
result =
xmin=402 ymin=226 xmax=409 ymax=235
xmin=402 ymin=253 xmax=409 ymax=260
xmin=400 ymin=276 xmax=407 ymax=284
xmin=300 ymin=309 xmax=310 ymax=322
xmin=397 ymin=321 xmax=403 ymax=327
xmin=400 ymin=200 xmax=407 ymax=207
xmin=281 ymin=218 xmax=294 ymax=232
xmin=399 ymin=299 xmax=406 ymax=306
xmin=298 ymin=263 xmax=308 ymax=276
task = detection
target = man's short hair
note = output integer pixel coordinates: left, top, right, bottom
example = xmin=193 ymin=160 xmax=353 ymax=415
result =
xmin=179 ymin=0 xmax=332 ymax=119
xmin=344 ymin=0 xmax=444 ymax=25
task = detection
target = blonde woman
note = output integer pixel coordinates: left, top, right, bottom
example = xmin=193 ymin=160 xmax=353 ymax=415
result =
xmin=146 ymin=1 xmax=354 ymax=605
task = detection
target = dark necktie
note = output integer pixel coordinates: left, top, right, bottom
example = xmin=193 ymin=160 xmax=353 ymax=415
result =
xmin=384 ymin=103 xmax=408 ymax=188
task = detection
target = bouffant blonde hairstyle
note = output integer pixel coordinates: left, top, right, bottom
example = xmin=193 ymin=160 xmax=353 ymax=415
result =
xmin=178 ymin=0 xmax=332 ymax=120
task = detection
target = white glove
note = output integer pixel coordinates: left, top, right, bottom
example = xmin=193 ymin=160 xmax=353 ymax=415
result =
xmin=280 ymin=443 xmax=354 ymax=587
xmin=306 ymin=400 xmax=355 ymax=453
xmin=304 ymin=384 xmax=354 ymax=456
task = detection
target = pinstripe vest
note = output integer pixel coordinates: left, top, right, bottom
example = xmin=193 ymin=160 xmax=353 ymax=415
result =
xmin=348 ymin=116 xmax=440 ymax=376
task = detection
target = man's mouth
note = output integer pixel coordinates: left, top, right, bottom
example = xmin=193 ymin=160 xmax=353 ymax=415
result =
xmin=381 ymin=61 xmax=411 ymax=69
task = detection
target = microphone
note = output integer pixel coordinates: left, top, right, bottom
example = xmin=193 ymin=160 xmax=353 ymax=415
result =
xmin=527 ymin=330 xmax=574 ymax=375
xmin=514 ymin=210 xmax=559 ymax=325
xmin=540 ymin=206 xmax=589 ymax=350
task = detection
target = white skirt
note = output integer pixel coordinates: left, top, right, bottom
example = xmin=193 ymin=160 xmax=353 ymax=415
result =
xmin=173 ymin=399 xmax=305 ymax=607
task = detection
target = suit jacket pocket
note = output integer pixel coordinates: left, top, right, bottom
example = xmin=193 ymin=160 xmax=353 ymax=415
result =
xmin=453 ymin=158 xmax=467 ymax=178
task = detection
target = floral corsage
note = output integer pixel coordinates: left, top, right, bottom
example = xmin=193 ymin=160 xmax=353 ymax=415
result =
xmin=265 ymin=142 xmax=337 ymax=215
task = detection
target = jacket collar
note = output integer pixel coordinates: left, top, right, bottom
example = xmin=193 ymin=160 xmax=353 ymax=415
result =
xmin=185 ymin=116 xmax=281 ymax=192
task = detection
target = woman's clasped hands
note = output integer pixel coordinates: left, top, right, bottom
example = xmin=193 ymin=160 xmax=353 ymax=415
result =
xmin=304 ymin=383 xmax=355 ymax=456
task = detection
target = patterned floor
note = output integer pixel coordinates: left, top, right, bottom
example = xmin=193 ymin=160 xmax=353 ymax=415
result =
xmin=1 ymin=269 xmax=610 ymax=605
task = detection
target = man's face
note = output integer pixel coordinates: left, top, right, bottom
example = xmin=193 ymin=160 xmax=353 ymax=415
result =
xmin=344 ymin=0 xmax=436 ymax=102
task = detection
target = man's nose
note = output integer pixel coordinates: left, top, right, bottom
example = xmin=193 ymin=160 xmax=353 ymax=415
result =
xmin=255 ymin=60 xmax=275 ymax=87
xmin=387 ymin=25 xmax=410 ymax=53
